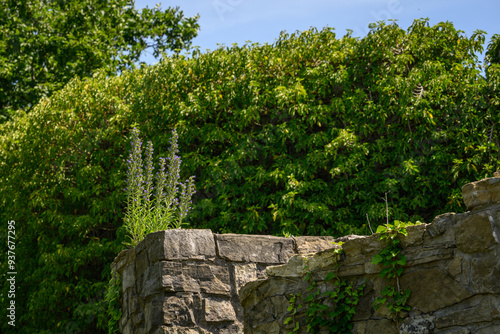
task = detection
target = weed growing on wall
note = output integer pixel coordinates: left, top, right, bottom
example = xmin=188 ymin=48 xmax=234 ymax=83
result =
xmin=124 ymin=128 xmax=196 ymax=246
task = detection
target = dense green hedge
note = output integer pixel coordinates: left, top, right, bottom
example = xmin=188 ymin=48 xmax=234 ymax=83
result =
xmin=0 ymin=19 xmax=499 ymax=333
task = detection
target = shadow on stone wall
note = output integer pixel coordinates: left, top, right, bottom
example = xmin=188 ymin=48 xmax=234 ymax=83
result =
xmin=113 ymin=174 xmax=500 ymax=334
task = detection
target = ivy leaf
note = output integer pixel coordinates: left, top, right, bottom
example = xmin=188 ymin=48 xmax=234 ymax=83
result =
xmin=325 ymin=272 xmax=337 ymax=281
xmin=372 ymin=254 xmax=384 ymax=265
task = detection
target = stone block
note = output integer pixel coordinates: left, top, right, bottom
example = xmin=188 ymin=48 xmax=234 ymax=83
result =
xmin=447 ymin=256 xmax=463 ymax=278
xmin=239 ymin=279 xmax=268 ymax=309
xmin=427 ymin=213 xmax=458 ymax=238
xmin=424 ymin=213 xmax=460 ymax=249
xmin=470 ymin=249 xmax=500 ymax=293
xmin=476 ymin=323 xmax=500 ymax=334
xmin=132 ymin=311 xmax=144 ymax=326
xmin=233 ymin=263 xmax=259 ymax=292
xmin=351 ymin=319 xmax=398 ymax=334
xmin=113 ymin=248 xmax=131 ymax=275
xmin=183 ymin=262 xmax=231 ymax=296
xmin=433 ymin=295 xmax=492 ymax=329
xmin=251 ymin=321 xmax=280 ymax=334
xmin=141 ymin=261 xmax=232 ymax=299
xmin=129 ymin=289 xmax=140 ymax=317
xmin=494 ymin=296 xmax=500 ymax=320
xmin=305 ymin=248 xmax=340 ymax=273
xmin=163 ymin=295 xmax=195 ymax=327
xmin=338 ymin=263 xmax=366 ymax=276
xmin=400 ymin=267 xmax=472 ymax=313
xmin=120 ymin=314 xmax=129 ymax=332
xmin=215 ymin=234 xmax=295 ymax=264
xmin=405 ymin=246 xmax=454 ymax=267
xmin=145 ymin=295 xmax=195 ymax=332
xmin=340 ymin=234 xmax=380 ymax=266
xmin=399 ymin=314 xmax=435 ymax=334
xmin=399 ymin=223 xmax=426 ymax=248
xmin=144 ymin=297 xmax=164 ymax=332
xmin=122 ymin=320 xmax=133 ymax=334
xmin=266 ymin=247 xmax=341 ymax=279
xmin=462 ymin=176 xmax=500 ymax=210
xmin=204 ymin=298 xmax=236 ymax=322
xmin=352 ymin=280 xmax=376 ymax=322
xmin=152 ymin=326 xmax=202 ymax=334
xmin=293 ymin=235 xmax=336 ymax=254
xmin=146 ymin=229 xmax=216 ymax=263
xmin=123 ymin=262 xmax=136 ymax=292
xmin=266 ymin=254 xmax=307 ymax=278
xmin=456 ymin=211 xmax=498 ymax=253
xmin=136 ymin=250 xmax=150 ymax=279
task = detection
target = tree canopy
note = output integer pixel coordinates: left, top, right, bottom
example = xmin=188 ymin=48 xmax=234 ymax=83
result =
xmin=0 ymin=19 xmax=499 ymax=333
xmin=0 ymin=0 xmax=199 ymax=120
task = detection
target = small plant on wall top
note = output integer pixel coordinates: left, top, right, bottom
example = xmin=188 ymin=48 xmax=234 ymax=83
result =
xmin=371 ymin=220 xmax=421 ymax=324
xmin=124 ymin=127 xmax=196 ymax=247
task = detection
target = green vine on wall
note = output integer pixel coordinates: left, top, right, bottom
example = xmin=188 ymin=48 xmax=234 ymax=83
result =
xmin=98 ymin=273 xmax=122 ymax=334
xmin=284 ymin=242 xmax=366 ymax=334
xmin=371 ymin=220 xmax=421 ymax=323
xmin=284 ymin=220 xmax=421 ymax=333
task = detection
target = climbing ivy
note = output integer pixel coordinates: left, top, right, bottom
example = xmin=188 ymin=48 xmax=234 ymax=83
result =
xmin=371 ymin=220 xmax=421 ymax=323
xmin=284 ymin=242 xmax=366 ymax=333
xmin=98 ymin=274 xmax=122 ymax=334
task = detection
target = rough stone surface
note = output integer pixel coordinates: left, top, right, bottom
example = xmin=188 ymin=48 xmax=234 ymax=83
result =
xmin=293 ymin=235 xmax=336 ymax=254
xmin=456 ymin=211 xmax=498 ymax=253
xmin=149 ymin=229 xmax=216 ymax=262
xmin=113 ymin=230 xmax=336 ymax=333
xmin=462 ymin=176 xmax=500 ymax=210
xmin=400 ymin=267 xmax=473 ymax=313
xmin=113 ymin=175 xmax=500 ymax=334
xmin=204 ymin=298 xmax=236 ymax=322
xmin=215 ymin=234 xmax=295 ymax=264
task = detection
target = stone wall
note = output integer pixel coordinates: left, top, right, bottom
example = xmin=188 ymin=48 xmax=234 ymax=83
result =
xmin=240 ymin=175 xmax=500 ymax=333
xmin=112 ymin=229 xmax=336 ymax=333
xmin=113 ymin=174 xmax=500 ymax=334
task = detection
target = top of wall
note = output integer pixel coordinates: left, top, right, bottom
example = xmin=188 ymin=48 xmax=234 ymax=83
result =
xmin=114 ymin=172 xmax=500 ymax=275
xmin=112 ymin=173 xmax=500 ymax=334
xmin=113 ymin=229 xmax=339 ymax=277
xmin=462 ymin=171 xmax=500 ymax=210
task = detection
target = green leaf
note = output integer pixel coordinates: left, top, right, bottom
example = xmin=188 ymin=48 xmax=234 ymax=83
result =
xmin=325 ymin=271 xmax=337 ymax=281
xmin=372 ymin=254 xmax=384 ymax=265
xmin=396 ymin=256 xmax=407 ymax=266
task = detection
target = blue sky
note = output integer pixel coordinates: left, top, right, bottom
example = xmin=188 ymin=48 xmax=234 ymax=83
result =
xmin=134 ymin=0 xmax=499 ymax=65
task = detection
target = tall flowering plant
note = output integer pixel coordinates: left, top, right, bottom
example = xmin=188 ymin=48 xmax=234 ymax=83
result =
xmin=124 ymin=128 xmax=196 ymax=246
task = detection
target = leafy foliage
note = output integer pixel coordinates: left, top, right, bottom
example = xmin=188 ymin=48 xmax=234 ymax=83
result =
xmin=0 ymin=19 xmax=499 ymax=332
xmin=284 ymin=244 xmax=365 ymax=334
xmin=98 ymin=274 xmax=122 ymax=334
xmin=0 ymin=0 xmax=199 ymax=119
xmin=372 ymin=220 xmax=420 ymax=320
